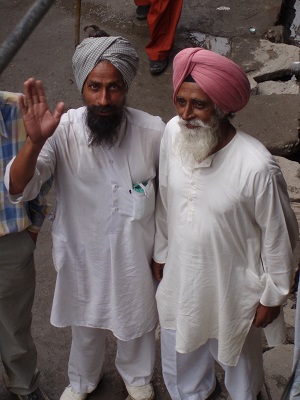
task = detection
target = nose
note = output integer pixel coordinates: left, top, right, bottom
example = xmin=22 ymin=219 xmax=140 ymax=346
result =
xmin=97 ymin=89 xmax=110 ymax=106
xmin=181 ymin=103 xmax=195 ymax=121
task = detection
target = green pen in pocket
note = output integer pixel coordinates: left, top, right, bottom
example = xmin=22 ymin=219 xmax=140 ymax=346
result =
xmin=133 ymin=181 xmax=148 ymax=194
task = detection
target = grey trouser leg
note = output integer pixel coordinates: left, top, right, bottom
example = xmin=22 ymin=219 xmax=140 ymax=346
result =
xmin=0 ymin=230 xmax=40 ymax=395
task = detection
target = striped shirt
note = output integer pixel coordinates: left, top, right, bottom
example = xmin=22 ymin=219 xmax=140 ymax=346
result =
xmin=0 ymin=91 xmax=52 ymax=236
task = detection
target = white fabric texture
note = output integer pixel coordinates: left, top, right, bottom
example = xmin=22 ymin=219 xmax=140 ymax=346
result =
xmin=68 ymin=326 xmax=156 ymax=393
xmin=161 ymin=327 xmax=263 ymax=400
xmin=6 ymin=107 xmax=165 ymax=341
xmin=154 ymin=116 xmax=299 ymax=366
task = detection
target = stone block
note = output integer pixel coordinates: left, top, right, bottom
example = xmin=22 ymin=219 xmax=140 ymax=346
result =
xmin=234 ymin=95 xmax=300 ymax=156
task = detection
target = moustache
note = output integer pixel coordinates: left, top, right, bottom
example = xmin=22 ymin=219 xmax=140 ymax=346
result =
xmin=178 ymin=118 xmax=208 ymax=128
xmin=88 ymin=105 xmax=119 ymax=114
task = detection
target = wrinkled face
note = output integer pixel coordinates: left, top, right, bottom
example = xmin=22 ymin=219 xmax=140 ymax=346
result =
xmin=175 ymin=81 xmax=216 ymax=127
xmin=82 ymin=61 xmax=127 ymax=147
xmin=173 ymin=82 xmax=223 ymax=165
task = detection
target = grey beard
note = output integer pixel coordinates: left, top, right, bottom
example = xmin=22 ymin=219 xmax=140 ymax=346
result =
xmin=174 ymin=116 xmax=221 ymax=166
xmin=86 ymin=105 xmax=124 ymax=148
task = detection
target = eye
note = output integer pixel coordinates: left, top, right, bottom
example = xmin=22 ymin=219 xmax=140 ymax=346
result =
xmin=109 ymin=83 xmax=125 ymax=92
xmin=175 ymin=97 xmax=186 ymax=107
xmin=192 ymin=100 xmax=207 ymax=109
xmin=89 ymin=83 xmax=99 ymax=91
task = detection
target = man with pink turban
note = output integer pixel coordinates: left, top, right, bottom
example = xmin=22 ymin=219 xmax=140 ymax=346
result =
xmin=152 ymin=48 xmax=299 ymax=399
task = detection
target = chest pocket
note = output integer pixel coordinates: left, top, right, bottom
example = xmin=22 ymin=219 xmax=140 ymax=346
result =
xmin=131 ymin=178 xmax=155 ymax=221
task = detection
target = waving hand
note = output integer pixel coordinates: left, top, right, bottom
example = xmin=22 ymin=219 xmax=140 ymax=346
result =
xmin=19 ymin=78 xmax=65 ymax=145
xmin=9 ymin=78 xmax=65 ymax=195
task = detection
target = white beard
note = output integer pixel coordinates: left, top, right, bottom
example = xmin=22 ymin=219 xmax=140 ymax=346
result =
xmin=173 ymin=116 xmax=220 ymax=167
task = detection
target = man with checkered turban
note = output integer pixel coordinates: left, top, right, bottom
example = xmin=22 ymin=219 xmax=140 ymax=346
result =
xmin=6 ymin=34 xmax=165 ymax=400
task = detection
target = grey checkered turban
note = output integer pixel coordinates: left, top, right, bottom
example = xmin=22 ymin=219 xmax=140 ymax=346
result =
xmin=72 ymin=36 xmax=139 ymax=92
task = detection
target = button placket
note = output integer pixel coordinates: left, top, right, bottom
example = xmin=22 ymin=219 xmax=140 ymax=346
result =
xmin=186 ymin=173 xmax=196 ymax=222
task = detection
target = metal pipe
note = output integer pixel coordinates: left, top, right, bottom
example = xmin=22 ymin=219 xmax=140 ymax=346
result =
xmin=75 ymin=0 xmax=82 ymax=48
xmin=0 ymin=0 xmax=56 ymax=75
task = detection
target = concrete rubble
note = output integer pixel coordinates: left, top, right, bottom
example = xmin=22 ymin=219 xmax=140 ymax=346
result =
xmin=1 ymin=0 xmax=300 ymax=398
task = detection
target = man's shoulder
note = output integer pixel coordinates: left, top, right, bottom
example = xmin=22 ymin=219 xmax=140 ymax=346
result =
xmin=235 ymin=131 xmax=279 ymax=173
xmin=125 ymin=107 xmax=165 ymax=132
xmin=60 ymin=106 xmax=86 ymax=124
xmin=161 ymin=116 xmax=180 ymax=142
xmin=0 ymin=92 xmax=26 ymax=142
xmin=236 ymin=131 xmax=271 ymax=158
xmin=47 ymin=107 xmax=86 ymax=145
xmin=165 ymin=116 xmax=179 ymax=129
xmin=0 ymin=91 xmax=22 ymax=105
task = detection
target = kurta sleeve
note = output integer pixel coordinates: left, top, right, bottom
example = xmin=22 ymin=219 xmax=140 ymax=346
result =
xmin=255 ymin=171 xmax=299 ymax=306
xmin=4 ymin=130 xmax=59 ymax=203
xmin=154 ymin=130 xmax=169 ymax=263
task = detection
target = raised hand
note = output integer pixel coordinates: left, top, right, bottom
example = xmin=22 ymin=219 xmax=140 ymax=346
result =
xmin=19 ymin=78 xmax=65 ymax=145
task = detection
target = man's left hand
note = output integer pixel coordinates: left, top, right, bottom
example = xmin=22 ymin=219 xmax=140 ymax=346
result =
xmin=252 ymin=303 xmax=280 ymax=328
xmin=151 ymin=260 xmax=165 ymax=282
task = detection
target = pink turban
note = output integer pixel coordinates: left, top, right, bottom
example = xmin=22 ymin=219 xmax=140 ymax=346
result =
xmin=173 ymin=48 xmax=250 ymax=113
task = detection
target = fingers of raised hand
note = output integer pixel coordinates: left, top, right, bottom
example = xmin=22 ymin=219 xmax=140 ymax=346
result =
xmin=36 ymin=80 xmax=47 ymax=104
xmin=53 ymin=102 xmax=65 ymax=123
xmin=23 ymin=78 xmax=48 ymax=110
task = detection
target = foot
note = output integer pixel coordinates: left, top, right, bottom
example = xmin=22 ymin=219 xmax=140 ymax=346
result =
xmin=60 ymin=386 xmax=87 ymax=400
xmin=16 ymin=388 xmax=50 ymax=400
xmin=125 ymin=383 xmax=155 ymax=400
xmin=136 ymin=5 xmax=150 ymax=20
xmin=149 ymin=59 xmax=168 ymax=75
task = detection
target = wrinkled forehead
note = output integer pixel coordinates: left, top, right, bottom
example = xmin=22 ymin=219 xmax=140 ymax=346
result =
xmin=176 ymin=81 xmax=214 ymax=104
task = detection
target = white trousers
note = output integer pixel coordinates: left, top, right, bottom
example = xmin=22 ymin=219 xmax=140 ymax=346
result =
xmin=68 ymin=326 xmax=156 ymax=393
xmin=161 ymin=327 xmax=264 ymax=400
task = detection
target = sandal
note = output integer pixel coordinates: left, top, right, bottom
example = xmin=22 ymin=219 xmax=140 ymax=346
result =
xmin=136 ymin=5 xmax=150 ymax=20
xmin=149 ymin=59 xmax=168 ymax=75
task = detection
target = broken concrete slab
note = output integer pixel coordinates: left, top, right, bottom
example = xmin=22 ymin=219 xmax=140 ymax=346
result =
xmin=284 ymin=308 xmax=296 ymax=328
xmin=247 ymin=40 xmax=300 ymax=82
xmin=234 ymin=94 xmax=300 ymax=156
xmin=257 ymin=80 xmax=299 ymax=95
xmin=231 ymin=38 xmax=300 ymax=79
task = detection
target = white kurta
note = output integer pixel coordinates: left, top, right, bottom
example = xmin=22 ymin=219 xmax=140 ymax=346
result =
xmin=6 ymin=107 xmax=165 ymax=341
xmin=154 ymin=116 xmax=299 ymax=366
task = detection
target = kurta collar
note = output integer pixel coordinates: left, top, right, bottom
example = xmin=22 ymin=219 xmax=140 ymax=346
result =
xmin=197 ymin=153 xmax=216 ymax=168
xmin=194 ymin=133 xmax=238 ymax=169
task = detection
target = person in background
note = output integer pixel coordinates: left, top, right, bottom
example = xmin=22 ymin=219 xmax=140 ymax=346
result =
xmin=0 ymin=91 xmax=51 ymax=400
xmin=5 ymin=33 xmax=165 ymax=400
xmin=134 ymin=0 xmax=183 ymax=75
xmin=152 ymin=47 xmax=299 ymax=400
